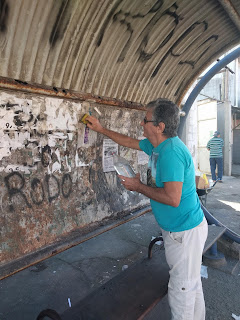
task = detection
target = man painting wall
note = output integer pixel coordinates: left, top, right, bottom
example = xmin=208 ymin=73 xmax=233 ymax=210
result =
xmin=86 ymin=98 xmax=208 ymax=320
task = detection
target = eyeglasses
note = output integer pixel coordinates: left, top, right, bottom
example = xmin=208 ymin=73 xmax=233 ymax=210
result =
xmin=143 ymin=117 xmax=154 ymax=124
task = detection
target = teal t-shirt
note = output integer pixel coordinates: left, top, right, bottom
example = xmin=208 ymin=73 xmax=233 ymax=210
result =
xmin=139 ymin=137 xmax=204 ymax=232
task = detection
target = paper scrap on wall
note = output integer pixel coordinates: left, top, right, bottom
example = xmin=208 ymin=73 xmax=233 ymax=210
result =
xmin=102 ymin=139 xmax=118 ymax=172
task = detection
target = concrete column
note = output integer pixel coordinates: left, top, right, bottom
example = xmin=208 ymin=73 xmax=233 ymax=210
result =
xmin=182 ymin=100 xmax=198 ymax=170
xmin=223 ymin=101 xmax=232 ymax=176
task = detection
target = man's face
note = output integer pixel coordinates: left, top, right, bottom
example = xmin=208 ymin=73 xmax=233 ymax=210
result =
xmin=140 ymin=110 xmax=157 ymax=140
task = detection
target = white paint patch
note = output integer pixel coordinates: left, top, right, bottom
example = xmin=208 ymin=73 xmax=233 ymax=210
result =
xmin=47 ymin=166 xmax=52 ymax=175
xmin=0 ymin=92 xmax=33 ymax=131
xmin=55 ymin=149 xmax=61 ymax=162
xmin=48 ymin=132 xmax=68 ymax=147
xmin=65 ymin=156 xmax=71 ymax=172
xmin=0 ymin=131 xmax=31 ymax=161
xmin=0 ymin=92 xmax=82 ymax=171
xmin=122 ymin=191 xmax=129 ymax=203
xmin=44 ymin=98 xmax=81 ymax=131
xmin=52 ymin=162 xmax=61 ymax=173
xmin=75 ymin=152 xmax=91 ymax=167
xmin=0 ymin=165 xmax=32 ymax=174
xmin=68 ymin=133 xmax=73 ymax=140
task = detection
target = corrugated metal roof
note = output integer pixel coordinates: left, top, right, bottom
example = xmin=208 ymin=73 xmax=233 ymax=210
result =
xmin=0 ymin=0 xmax=239 ymax=105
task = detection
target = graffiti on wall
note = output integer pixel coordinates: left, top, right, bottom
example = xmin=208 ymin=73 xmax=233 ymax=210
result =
xmin=96 ymin=0 xmax=218 ymax=95
xmin=0 ymin=90 xmax=150 ymax=271
xmin=0 ymin=92 xmax=85 ymax=213
xmin=3 ymin=171 xmax=72 ymax=211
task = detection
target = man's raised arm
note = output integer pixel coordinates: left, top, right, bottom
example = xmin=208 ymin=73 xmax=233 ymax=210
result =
xmin=86 ymin=115 xmax=141 ymax=150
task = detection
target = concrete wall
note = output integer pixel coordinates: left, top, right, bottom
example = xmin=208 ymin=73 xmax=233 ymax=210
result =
xmin=180 ymin=83 xmax=198 ymax=170
xmin=217 ymin=101 xmax=232 ymax=175
xmin=185 ymin=101 xmax=198 ymax=170
xmin=0 ymin=90 xmax=149 ymax=276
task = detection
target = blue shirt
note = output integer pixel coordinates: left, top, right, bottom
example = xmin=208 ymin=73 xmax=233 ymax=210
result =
xmin=139 ymin=137 xmax=204 ymax=232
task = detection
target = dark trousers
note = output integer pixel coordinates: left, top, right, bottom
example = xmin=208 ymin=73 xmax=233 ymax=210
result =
xmin=210 ymin=157 xmax=223 ymax=181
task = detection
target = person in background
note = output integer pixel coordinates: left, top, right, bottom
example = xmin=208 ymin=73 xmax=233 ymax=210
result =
xmin=86 ymin=98 xmax=208 ymax=320
xmin=207 ymin=131 xmax=224 ymax=183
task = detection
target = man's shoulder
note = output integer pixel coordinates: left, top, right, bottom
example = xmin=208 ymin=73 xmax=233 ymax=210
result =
xmin=139 ymin=138 xmax=153 ymax=154
xmin=162 ymin=137 xmax=191 ymax=159
xmin=209 ymin=137 xmax=219 ymax=142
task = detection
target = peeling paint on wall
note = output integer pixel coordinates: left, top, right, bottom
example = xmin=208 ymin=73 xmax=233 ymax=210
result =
xmin=0 ymin=89 xmax=149 ymax=275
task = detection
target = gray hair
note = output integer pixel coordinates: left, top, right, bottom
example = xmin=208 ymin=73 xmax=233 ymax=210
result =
xmin=147 ymin=98 xmax=180 ymax=138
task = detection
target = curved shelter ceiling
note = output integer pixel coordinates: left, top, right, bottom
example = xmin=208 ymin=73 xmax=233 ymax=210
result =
xmin=0 ymin=0 xmax=240 ymax=106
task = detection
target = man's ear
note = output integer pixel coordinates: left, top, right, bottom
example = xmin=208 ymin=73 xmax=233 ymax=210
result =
xmin=157 ymin=122 xmax=165 ymax=134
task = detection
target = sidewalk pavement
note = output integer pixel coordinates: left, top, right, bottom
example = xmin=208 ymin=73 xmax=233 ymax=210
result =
xmin=205 ymin=175 xmax=240 ymax=235
xmin=0 ymin=176 xmax=239 ymax=320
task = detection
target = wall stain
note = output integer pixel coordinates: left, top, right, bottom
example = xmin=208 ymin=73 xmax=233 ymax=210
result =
xmin=49 ymin=0 xmax=73 ymax=47
xmin=96 ymin=0 xmax=123 ymax=47
xmin=30 ymin=262 xmax=47 ymax=273
xmin=41 ymin=145 xmax=51 ymax=167
xmin=30 ymin=178 xmax=45 ymax=205
xmin=61 ymin=173 xmax=72 ymax=198
xmin=0 ymin=0 xmax=9 ymax=32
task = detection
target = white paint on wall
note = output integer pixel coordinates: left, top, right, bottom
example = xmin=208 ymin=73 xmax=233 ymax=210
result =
xmin=52 ymin=161 xmax=61 ymax=173
xmin=55 ymin=149 xmax=61 ymax=162
xmin=75 ymin=152 xmax=90 ymax=167
xmin=50 ymin=149 xmax=62 ymax=173
xmin=122 ymin=191 xmax=130 ymax=203
xmin=0 ymin=165 xmax=33 ymax=174
xmin=0 ymin=92 xmax=82 ymax=171
xmin=65 ymin=156 xmax=71 ymax=172
xmin=44 ymin=98 xmax=82 ymax=131
xmin=0 ymin=131 xmax=31 ymax=160
xmin=68 ymin=133 xmax=73 ymax=140
xmin=47 ymin=132 xmax=69 ymax=147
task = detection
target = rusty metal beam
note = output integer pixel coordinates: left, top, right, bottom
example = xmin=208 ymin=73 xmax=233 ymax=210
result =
xmin=218 ymin=0 xmax=240 ymax=31
xmin=0 ymin=76 xmax=146 ymax=111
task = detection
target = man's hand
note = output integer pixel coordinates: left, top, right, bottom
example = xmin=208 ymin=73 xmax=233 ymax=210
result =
xmin=118 ymin=173 xmax=142 ymax=191
xmin=119 ymin=175 xmax=182 ymax=207
xmin=86 ymin=115 xmax=103 ymax=133
xmin=85 ymin=115 xmax=141 ymax=150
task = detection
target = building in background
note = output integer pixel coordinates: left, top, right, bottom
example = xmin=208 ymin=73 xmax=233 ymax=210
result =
xmin=184 ymin=53 xmax=240 ymax=177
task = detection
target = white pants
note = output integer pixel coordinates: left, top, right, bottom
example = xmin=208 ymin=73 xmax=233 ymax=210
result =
xmin=161 ymin=218 xmax=208 ymax=320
